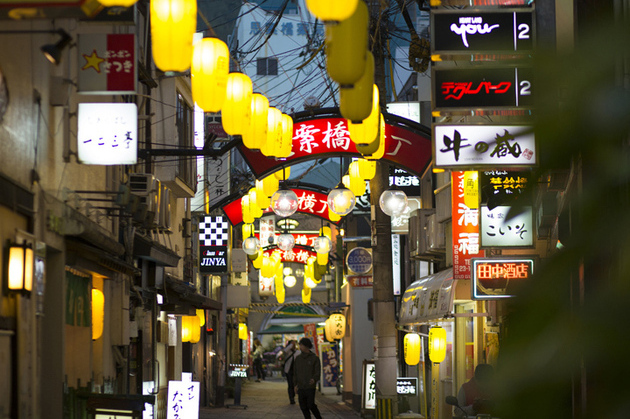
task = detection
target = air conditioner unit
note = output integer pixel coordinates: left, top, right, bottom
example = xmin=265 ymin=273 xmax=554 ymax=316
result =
xmin=129 ymin=174 xmax=161 ymax=227
xmin=427 ymin=213 xmax=446 ymax=254
xmin=409 ymin=208 xmax=435 ymax=260
xmin=159 ymin=185 xmax=171 ymax=231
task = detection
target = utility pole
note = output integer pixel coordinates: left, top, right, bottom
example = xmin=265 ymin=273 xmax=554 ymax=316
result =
xmin=368 ymin=1 xmax=398 ymax=417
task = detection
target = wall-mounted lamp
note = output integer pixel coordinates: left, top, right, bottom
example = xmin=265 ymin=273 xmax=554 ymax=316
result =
xmin=0 ymin=29 xmax=72 ymax=65
xmin=7 ymin=241 xmax=33 ymax=294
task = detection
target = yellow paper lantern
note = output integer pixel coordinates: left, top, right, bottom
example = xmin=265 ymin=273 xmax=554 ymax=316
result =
xmin=324 ymin=0 xmax=368 ymax=86
xmin=306 ymin=0 xmax=359 ymax=22
xmin=274 ymin=167 xmax=291 ymax=180
xmin=404 ymin=333 xmax=421 ymax=365
xmin=261 ymin=254 xmax=275 ymax=278
xmin=302 ymin=284 xmax=312 ymax=303
xmin=262 ymin=175 xmax=279 ymax=197
xmin=242 ymin=93 xmax=269 ymax=151
xmin=278 ymin=113 xmax=294 ymax=158
xmin=222 ymin=73 xmax=253 ymax=135
xmin=150 ymin=0 xmax=197 ymax=72
xmin=255 ymin=180 xmax=271 ymax=209
xmin=191 ymin=38 xmax=229 ymax=112
xmin=182 ymin=315 xmax=200 ymax=343
xmin=248 ymin=188 xmax=264 ymax=219
xmin=92 ymin=288 xmax=104 ymax=341
xmin=340 ymin=51 xmax=374 ymax=122
xmin=252 ymin=249 xmax=264 ymax=269
xmin=328 ymin=207 xmax=341 ymax=222
xmin=242 ymin=223 xmax=255 ymax=240
xmin=317 ymin=252 xmax=329 ymax=266
xmin=428 ymin=326 xmax=447 ymax=363
xmin=364 ymin=114 xmax=386 ymax=160
xmin=239 ymin=323 xmax=248 ymax=340
xmin=7 ymin=243 xmax=33 ymax=292
xmin=262 ymin=107 xmax=283 ymax=157
xmin=319 ymin=225 xmax=332 ymax=240
xmin=357 ymin=159 xmax=376 ymax=180
xmin=197 ymin=309 xmax=206 ymax=327
xmin=241 ymin=195 xmax=254 ymax=224
xmin=325 ymin=313 xmax=346 ymax=340
xmin=324 ymin=318 xmax=335 ymax=342
xmin=348 ymin=84 xmax=380 ymax=146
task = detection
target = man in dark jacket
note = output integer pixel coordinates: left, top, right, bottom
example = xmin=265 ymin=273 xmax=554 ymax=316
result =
xmin=293 ymin=337 xmax=322 ymax=419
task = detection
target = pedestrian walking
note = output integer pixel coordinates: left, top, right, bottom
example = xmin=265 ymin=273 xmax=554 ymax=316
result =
xmin=293 ymin=337 xmax=322 ymax=419
xmin=280 ymin=339 xmax=299 ymax=404
xmin=252 ymin=338 xmax=265 ymax=382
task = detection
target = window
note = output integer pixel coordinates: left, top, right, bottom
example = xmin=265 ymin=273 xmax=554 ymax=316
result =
xmin=257 ymin=57 xmax=278 ymax=76
xmin=176 ymin=94 xmax=196 ymax=191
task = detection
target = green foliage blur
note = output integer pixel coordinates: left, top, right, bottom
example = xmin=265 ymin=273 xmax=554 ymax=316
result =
xmin=493 ymin=15 xmax=630 ymax=419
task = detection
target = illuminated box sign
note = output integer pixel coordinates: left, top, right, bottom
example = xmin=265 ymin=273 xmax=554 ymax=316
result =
xmin=434 ymin=125 xmax=536 ymax=168
xmin=431 ymin=9 xmax=534 ymax=57
xmin=472 ymin=258 xmax=534 ymax=299
xmin=77 ymin=103 xmax=138 ymax=165
xmin=78 ymin=33 xmax=137 ymax=94
xmin=362 ymin=361 xmax=376 ymax=410
xmin=199 ymin=216 xmax=229 ymax=273
xmin=480 ymin=170 xmax=532 ymax=209
xmin=228 ymin=364 xmax=249 ymax=378
xmin=432 ymin=66 xmax=533 ymax=112
xmin=397 ymin=377 xmax=418 ymax=395
xmin=480 ymin=205 xmax=534 ymax=247
xmin=167 ymin=379 xmax=200 ymax=419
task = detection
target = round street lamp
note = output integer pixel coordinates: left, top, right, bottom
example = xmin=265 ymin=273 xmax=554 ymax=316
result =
xmin=271 ymin=187 xmax=299 ymax=218
xmin=313 ymin=235 xmax=332 ymax=254
xmin=327 ymin=187 xmax=356 ymax=216
xmin=277 ymin=233 xmax=295 ymax=251
xmin=242 ymin=236 xmax=261 ymax=255
xmin=379 ymin=189 xmax=408 ymax=217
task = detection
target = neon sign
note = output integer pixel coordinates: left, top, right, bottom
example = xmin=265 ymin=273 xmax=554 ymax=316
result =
xmin=471 ymin=258 xmax=534 ymax=299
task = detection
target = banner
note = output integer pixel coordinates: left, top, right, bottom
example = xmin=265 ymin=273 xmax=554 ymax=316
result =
xmin=452 ymin=171 xmax=485 ymax=279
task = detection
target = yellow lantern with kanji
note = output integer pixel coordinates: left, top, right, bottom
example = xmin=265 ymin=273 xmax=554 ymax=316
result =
xmin=463 ymin=171 xmax=479 ymax=209
xmin=428 ymin=326 xmax=447 ymax=363
xmin=324 ymin=318 xmax=335 ymax=342
xmin=324 ymin=0 xmax=368 ymax=86
xmin=325 ymin=313 xmax=346 ymax=340
xmin=191 ymin=38 xmax=229 ymax=112
xmin=340 ymin=51 xmax=374 ymax=122
xmin=150 ymin=0 xmax=197 ymax=72
xmin=223 ymin=72 xmax=253 ymax=135
xmin=239 ymin=323 xmax=248 ymax=340
xmin=306 ymin=0 xmax=359 ymax=22
xmin=242 ymin=93 xmax=269 ymax=151
xmin=404 ymin=333 xmax=421 ymax=365
xmin=92 ymin=288 xmax=104 ymax=341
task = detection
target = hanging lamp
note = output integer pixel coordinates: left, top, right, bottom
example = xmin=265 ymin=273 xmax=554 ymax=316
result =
xmin=222 ymin=72 xmax=253 ymax=135
xmin=191 ymin=37 xmax=229 ymax=112
xmin=262 ymin=107 xmax=283 ymax=157
xmin=242 ymin=93 xmax=269 ymax=151
xmin=379 ymin=187 xmax=408 ymax=217
xmin=150 ymin=0 xmax=197 ymax=72
xmin=348 ymin=84 xmax=380 ymax=146
xmin=305 ymin=0 xmax=359 ymax=22
xmin=340 ymin=51 xmax=374 ymax=122
xmin=328 ymin=158 xmax=355 ymax=216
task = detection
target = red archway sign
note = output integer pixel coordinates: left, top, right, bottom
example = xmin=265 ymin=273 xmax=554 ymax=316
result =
xmin=221 ymin=187 xmax=336 ymax=226
xmin=238 ymin=109 xmax=432 ymax=179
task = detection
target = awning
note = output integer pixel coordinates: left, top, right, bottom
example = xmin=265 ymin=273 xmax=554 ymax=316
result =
xmin=399 ymin=268 xmax=455 ymax=325
xmin=160 ymin=275 xmax=222 ymax=314
xmin=258 ymin=324 xmax=307 ymax=335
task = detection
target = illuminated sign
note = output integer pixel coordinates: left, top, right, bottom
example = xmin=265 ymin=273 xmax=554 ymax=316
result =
xmin=77 ymin=103 xmax=137 ymax=165
xmin=167 ymin=379 xmax=200 ymax=419
xmin=432 ymin=66 xmax=533 ymax=113
xmin=362 ymin=361 xmax=376 ymax=410
xmin=452 ymin=171 xmax=485 ymax=279
xmin=346 ymin=247 xmax=373 ymax=274
xmin=480 ymin=170 xmax=531 ymax=209
xmin=263 ymin=246 xmax=317 ymax=264
xmin=199 ymin=216 xmax=229 ymax=273
xmin=78 ymin=33 xmax=137 ymax=94
xmin=433 ymin=125 xmax=536 ymax=168
xmin=431 ymin=10 xmax=534 ymax=57
xmin=397 ymin=377 xmax=418 ymax=395
xmin=480 ymin=205 xmax=534 ymax=247
xmin=472 ymin=258 xmax=534 ymax=299
xmin=238 ymin=115 xmax=432 ymax=179
xmin=228 ymin=364 xmax=249 ymax=378
xmin=277 ymin=218 xmax=299 ymax=230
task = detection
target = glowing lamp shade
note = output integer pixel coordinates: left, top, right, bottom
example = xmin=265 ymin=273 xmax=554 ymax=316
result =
xmin=348 ymin=84 xmax=380 ymax=146
xmin=325 ymin=313 xmax=346 ymax=340
xmin=428 ymin=326 xmax=447 ymax=363
xmin=277 ymin=233 xmax=295 ymax=251
xmin=97 ymin=0 xmax=137 ymax=6
xmin=92 ymin=289 xmax=104 ymax=340
xmin=197 ymin=309 xmax=206 ymax=327
xmin=404 ymin=333 xmax=421 ymax=365
xmin=262 ymin=175 xmax=279 ymax=197
xmin=182 ymin=315 xmax=201 ymax=343
xmin=242 ymin=93 xmax=269 ymax=151
xmin=324 ymin=318 xmax=334 ymax=342
xmin=327 ymin=187 xmax=355 ymax=216
xmin=241 ymin=195 xmax=254 ymax=224
xmin=242 ymin=223 xmax=255 ymax=240
xmin=317 ymin=252 xmax=329 ymax=266
xmin=262 ymin=107 xmax=283 ymax=157
xmin=242 ymin=237 xmax=261 ymax=255
xmin=328 ymin=207 xmax=342 ymax=222
xmin=271 ymin=188 xmax=299 ymax=218
xmin=304 ymin=277 xmax=317 ymax=289
xmin=239 ymin=323 xmax=248 ymax=340
xmin=191 ymin=38 xmax=229 ymax=112
xmin=278 ymin=114 xmax=294 ymax=158
xmin=379 ymin=189 xmax=408 ymax=217
xmin=150 ymin=0 xmax=197 ymax=72
xmin=340 ymin=51 xmax=374 ymax=122
xmin=313 ymin=235 xmax=332 ymax=254
xmin=252 ymin=249 xmax=264 ymax=269
xmin=306 ymin=0 xmax=358 ymax=22
xmin=223 ymin=73 xmax=253 ymax=135
xmin=284 ymin=275 xmax=297 ymax=288
xmin=7 ymin=242 xmax=33 ymax=293
xmin=324 ymin=0 xmax=368 ymax=86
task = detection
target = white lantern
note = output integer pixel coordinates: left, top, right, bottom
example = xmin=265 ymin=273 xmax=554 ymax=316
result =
xmin=379 ymin=189 xmax=408 ymax=217
xmin=277 ymin=233 xmax=295 ymax=251
xmin=327 ymin=187 xmax=355 ymax=216
xmin=271 ymin=188 xmax=299 ymax=218
xmin=242 ymin=237 xmax=261 ymax=255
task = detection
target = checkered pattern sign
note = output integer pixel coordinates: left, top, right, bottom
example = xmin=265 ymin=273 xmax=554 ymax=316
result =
xmin=199 ymin=216 xmax=229 ymax=247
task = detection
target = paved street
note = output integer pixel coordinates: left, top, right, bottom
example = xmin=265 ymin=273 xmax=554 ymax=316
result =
xmin=200 ymin=377 xmax=361 ymax=419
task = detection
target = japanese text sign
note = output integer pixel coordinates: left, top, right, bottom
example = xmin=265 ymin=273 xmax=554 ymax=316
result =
xmin=346 ymin=275 xmax=373 ymax=287
xmin=471 ymin=257 xmax=534 ymax=299
xmin=432 ymin=66 xmax=533 ymax=112
xmin=480 ymin=205 xmax=534 ymax=247
xmin=263 ymin=246 xmax=317 ymax=264
xmin=228 ymin=364 xmax=249 ymax=378
xmin=78 ymin=33 xmax=136 ymax=94
xmin=321 ymin=343 xmax=340 ymax=388
xmin=397 ymin=377 xmax=418 ymax=395
xmin=431 ymin=9 xmax=534 ymax=57
xmin=452 ymin=171 xmax=485 ymax=279
xmin=77 ymin=103 xmax=137 ymax=165
xmin=167 ymin=379 xmax=199 ymax=419
xmin=199 ymin=216 xmax=229 ymax=273
xmin=434 ymin=125 xmax=536 ymax=168
xmin=362 ymin=361 xmax=376 ymax=410
xmin=480 ymin=170 xmax=532 ymax=209
xmin=238 ymin=116 xmax=432 ymax=179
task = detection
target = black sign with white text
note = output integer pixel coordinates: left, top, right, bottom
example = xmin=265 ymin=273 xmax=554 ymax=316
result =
xmin=432 ymin=66 xmax=533 ymax=112
xmin=199 ymin=245 xmax=228 ymax=273
xmin=432 ymin=9 xmax=534 ymax=56
xmin=397 ymin=377 xmax=418 ymax=395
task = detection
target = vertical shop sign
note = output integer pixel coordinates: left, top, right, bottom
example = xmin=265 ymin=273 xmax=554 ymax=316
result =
xmin=452 ymin=171 xmax=485 ymax=279
xmin=362 ymin=361 xmax=377 ymax=410
xmin=321 ymin=343 xmax=340 ymax=388
xmin=303 ymin=323 xmax=319 ymax=356
xmin=199 ymin=216 xmax=229 ymax=273
xmin=166 ymin=378 xmax=199 ymax=419
xmin=78 ymin=33 xmax=136 ymax=94
xmin=392 ymin=234 xmax=401 ymax=295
